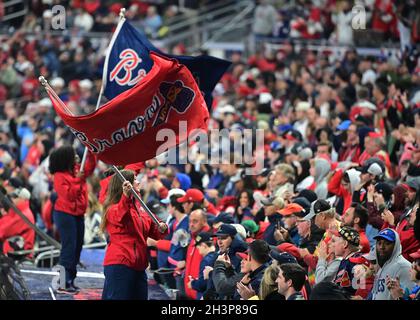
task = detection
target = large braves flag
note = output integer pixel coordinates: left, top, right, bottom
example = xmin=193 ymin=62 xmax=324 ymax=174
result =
xmin=49 ymin=53 xmax=209 ymax=166
xmin=102 ymin=18 xmax=231 ymax=109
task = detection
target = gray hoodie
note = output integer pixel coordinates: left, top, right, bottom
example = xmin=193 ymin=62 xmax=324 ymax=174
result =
xmin=371 ymin=229 xmax=414 ymax=300
xmin=346 ymin=168 xmax=361 ymax=194
xmin=314 ymin=158 xmax=331 ymax=200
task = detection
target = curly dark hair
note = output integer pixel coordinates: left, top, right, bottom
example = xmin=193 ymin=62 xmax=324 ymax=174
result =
xmin=48 ymin=145 xmax=75 ymax=174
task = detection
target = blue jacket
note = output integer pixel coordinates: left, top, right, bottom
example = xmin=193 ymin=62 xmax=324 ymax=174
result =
xmin=228 ymin=234 xmax=248 ymax=272
xmin=289 ymin=225 xmax=301 ymax=246
xmin=168 ymin=215 xmax=190 ymax=267
xmin=157 ymin=216 xmax=176 ymax=268
xmin=191 ymin=251 xmax=217 ymax=299
xmin=264 ymin=214 xmax=284 ymax=246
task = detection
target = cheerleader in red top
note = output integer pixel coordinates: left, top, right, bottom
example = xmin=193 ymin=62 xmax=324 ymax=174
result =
xmin=49 ymin=146 xmax=97 ymax=294
xmin=100 ymin=170 xmax=168 ymax=300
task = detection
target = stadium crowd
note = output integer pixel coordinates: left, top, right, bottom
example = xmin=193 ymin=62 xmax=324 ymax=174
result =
xmin=1 ymin=0 xmax=420 ymax=300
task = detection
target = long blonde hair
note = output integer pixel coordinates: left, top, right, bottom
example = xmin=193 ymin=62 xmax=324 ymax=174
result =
xmin=99 ymin=170 xmax=135 ymax=233
xmin=259 ymin=264 xmax=280 ymax=300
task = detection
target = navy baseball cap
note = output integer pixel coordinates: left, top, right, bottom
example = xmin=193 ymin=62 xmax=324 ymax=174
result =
xmin=213 ymin=212 xmax=234 ymax=225
xmin=195 ymin=232 xmax=214 ymax=246
xmin=374 ymin=228 xmax=396 ymax=242
xmin=214 ymin=224 xmax=237 ymax=237
xmin=269 ymin=250 xmax=297 ymax=265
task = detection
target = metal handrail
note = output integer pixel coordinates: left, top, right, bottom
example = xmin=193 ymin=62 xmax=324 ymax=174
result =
xmin=165 ymin=1 xmax=250 ymax=37
xmin=33 ymin=241 xmax=107 ymax=266
xmin=1 ymin=0 xmax=27 ymax=22
xmin=159 ymin=13 xmax=250 ymax=50
xmin=200 ymin=2 xmax=255 ymax=50
xmin=166 ymin=0 xmax=239 ymax=26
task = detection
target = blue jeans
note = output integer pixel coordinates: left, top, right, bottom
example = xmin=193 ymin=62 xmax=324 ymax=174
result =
xmin=102 ymin=265 xmax=148 ymax=300
xmin=53 ymin=210 xmax=84 ymax=286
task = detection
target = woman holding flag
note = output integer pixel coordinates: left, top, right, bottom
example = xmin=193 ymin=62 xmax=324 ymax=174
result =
xmin=100 ymin=170 xmax=168 ymax=300
xmin=49 ymin=145 xmax=97 ymax=294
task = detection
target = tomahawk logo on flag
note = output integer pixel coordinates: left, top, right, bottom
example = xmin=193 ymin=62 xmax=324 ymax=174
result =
xmin=102 ymin=17 xmax=231 ymax=109
xmin=49 ymin=53 xmax=209 ymax=166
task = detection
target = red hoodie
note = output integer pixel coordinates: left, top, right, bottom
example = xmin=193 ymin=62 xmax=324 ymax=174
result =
xmin=328 ymin=169 xmax=353 ymax=215
xmin=184 ymin=224 xmax=211 ymax=300
xmin=383 ymin=217 xmax=420 ymax=262
xmin=103 ymin=194 xmax=168 ymax=271
xmin=0 ymin=200 xmax=35 ymax=255
xmin=53 ymin=152 xmax=96 ymax=216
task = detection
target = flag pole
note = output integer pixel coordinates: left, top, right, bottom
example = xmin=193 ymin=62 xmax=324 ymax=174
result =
xmin=39 ymin=76 xmax=164 ymax=228
xmin=80 ymin=8 xmax=127 ymax=173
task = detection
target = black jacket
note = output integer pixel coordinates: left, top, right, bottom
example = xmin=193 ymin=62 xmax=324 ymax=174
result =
xmin=211 ymin=260 xmax=244 ymax=300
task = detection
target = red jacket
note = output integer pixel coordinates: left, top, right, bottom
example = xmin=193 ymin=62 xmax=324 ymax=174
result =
xmin=0 ymin=200 xmax=35 ymax=255
xmin=53 ymin=152 xmax=96 ymax=216
xmin=184 ymin=224 xmax=211 ymax=300
xmin=383 ymin=217 xmax=420 ymax=262
xmin=99 ymin=175 xmax=113 ymax=204
xmin=103 ymin=194 xmax=168 ymax=271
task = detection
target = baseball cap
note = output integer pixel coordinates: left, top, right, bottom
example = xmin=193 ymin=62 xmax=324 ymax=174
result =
xmin=218 ymin=104 xmax=236 ymax=115
xmin=177 ymin=189 xmax=204 ymax=203
xmin=258 ymin=167 xmax=271 ymax=177
xmin=374 ymin=182 xmax=393 ymax=202
xmin=146 ymin=199 xmax=164 ymax=215
xmin=236 ymin=252 xmax=249 ymax=260
xmin=337 ymin=120 xmax=352 ymax=131
xmin=361 ymin=163 xmax=383 ymax=177
xmin=241 ymin=220 xmax=259 ymax=235
xmin=214 ymin=224 xmax=237 ymax=237
xmin=331 ymin=226 xmax=360 ymax=247
xmin=10 ymin=187 xmax=31 ymax=200
xmin=269 ymin=250 xmax=298 ymax=265
xmin=213 ymin=212 xmax=235 ymax=225
xmin=278 ymin=203 xmax=305 ymax=217
xmin=160 ymin=188 xmax=186 ymax=204
xmin=270 ymin=141 xmax=282 ymax=152
xmin=230 ymin=170 xmax=245 ymax=183
xmin=175 ymin=173 xmax=192 ymax=191
xmin=195 ymin=232 xmax=214 ymax=246
xmin=277 ymin=243 xmax=301 ymax=260
xmin=277 ymin=124 xmax=293 ymax=134
xmin=5 ymin=177 xmax=24 ymax=189
xmin=297 ymin=189 xmax=318 ymax=203
xmin=362 ymin=248 xmax=377 ymax=261
xmin=373 ymin=228 xmax=396 ymax=242
xmin=261 ymin=195 xmax=284 ymax=207
xmin=283 ymin=130 xmax=303 ymax=142
xmin=303 ymin=199 xmax=331 ymax=221
xmin=409 ymin=248 xmax=420 ymax=260
xmin=405 ymin=180 xmax=419 ymax=192
xmin=292 ymin=197 xmax=311 ymax=213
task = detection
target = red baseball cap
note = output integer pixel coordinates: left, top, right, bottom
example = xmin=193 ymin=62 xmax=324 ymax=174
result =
xmin=368 ymin=131 xmax=382 ymax=139
xmin=409 ymin=249 xmax=420 ymax=260
xmin=278 ymin=203 xmax=305 ymax=217
xmin=177 ymin=189 xmax=204 ymax=203
xmin=236 ymin=252 xmax=249 ymax=261
xmin=277 ymin=243 xmax=301 ymax=259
